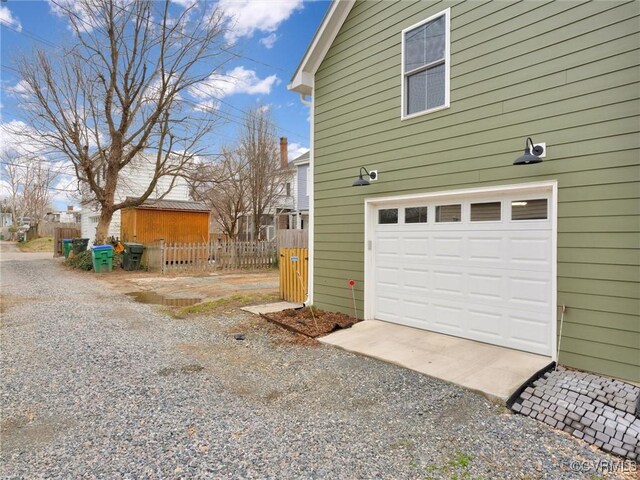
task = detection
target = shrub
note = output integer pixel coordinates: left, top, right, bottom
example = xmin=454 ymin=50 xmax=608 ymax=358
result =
xmin=65 ymin=250 xmax=123 ymax=271
xmin=65 ymin=250 xmax=93 ymax=270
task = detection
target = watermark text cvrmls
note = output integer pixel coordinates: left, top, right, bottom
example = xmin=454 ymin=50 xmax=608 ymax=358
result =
xmin=569 ymin=459 xmax=637 ymax=474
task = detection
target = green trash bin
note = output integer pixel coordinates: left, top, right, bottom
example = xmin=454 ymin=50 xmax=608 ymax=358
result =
xmin=62 ymin=239 xmax=73 ymax=258
xmin=72 ymin=238 xmax=90 ymax=254
xmin=122 ymin=242 xmax=144 ymax=271
xmin=91 ymin=245 xmax=114 ymax=273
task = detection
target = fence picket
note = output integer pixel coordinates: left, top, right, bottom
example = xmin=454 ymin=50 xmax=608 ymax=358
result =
xmin=144 ymin=240 xmax=276 ymax=274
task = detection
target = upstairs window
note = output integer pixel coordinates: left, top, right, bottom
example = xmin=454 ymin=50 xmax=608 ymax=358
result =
xmin=402 ymin=9 xmax=450 ymax=119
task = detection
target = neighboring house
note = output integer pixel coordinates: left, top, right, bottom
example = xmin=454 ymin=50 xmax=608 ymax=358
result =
xmin=293 ymin=151 xmax=310 ymax=229
xmin=273 ymin=137 xmax=297 ymax=231
xmin=0 ymin=212 xmax=13 ymax=228
xmin=45 ymin=206 xmax=81 ymax=224
xmin=237 ymin=137 xmax=298 ymax=241
xmin=289 ymin=1 xmax=639 ymax=382
xmin=80 ymin=152 xmax=191 ymax=244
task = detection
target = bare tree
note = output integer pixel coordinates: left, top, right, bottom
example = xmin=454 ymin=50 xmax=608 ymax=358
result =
xmin=13 ymin=0 xmax=227 ymax=243
xmin=2 ymin=150 xmax=23 ymax=232
xmin=238 ymin=107 xmax=290 ymax=241
xmin=192 ymin=149 xmax=247 ymax=240
xmin=1 ymin=149 xmax=54 ymax=235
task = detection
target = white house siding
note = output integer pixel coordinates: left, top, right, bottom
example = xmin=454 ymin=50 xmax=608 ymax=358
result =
xmin=80 ymin=152 xmax=191 ymax=244
xmin=297 ymin=164 xmax=310 ymax=211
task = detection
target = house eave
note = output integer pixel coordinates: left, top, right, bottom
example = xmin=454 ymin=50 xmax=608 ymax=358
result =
xmin=288 ymin=0 xmax=355 ymax=96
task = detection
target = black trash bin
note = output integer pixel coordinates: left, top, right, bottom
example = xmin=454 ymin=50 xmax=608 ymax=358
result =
xmin=122 ymin=242 xmax=144 ymax=271
xmin=71 ymin=238 xmax=90 ymax=254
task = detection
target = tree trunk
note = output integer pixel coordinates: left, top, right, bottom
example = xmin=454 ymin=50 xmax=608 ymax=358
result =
xmin=94 ymin=206 xmax=115 ymax=245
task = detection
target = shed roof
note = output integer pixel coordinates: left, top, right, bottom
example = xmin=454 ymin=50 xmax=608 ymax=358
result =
xmin=132 ymin=199 xmax=210 ymax=212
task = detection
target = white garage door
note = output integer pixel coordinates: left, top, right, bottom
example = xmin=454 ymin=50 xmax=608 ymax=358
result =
xmin=373 ymin=188 xmax=554 ymax=356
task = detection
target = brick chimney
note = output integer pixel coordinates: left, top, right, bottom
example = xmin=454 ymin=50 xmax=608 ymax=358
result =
xmin=280 ymin=137 xmax=288 ymax=169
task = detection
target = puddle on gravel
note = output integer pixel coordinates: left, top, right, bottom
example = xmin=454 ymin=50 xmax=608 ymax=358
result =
xmin=126 ymin=291 xmax=202 ymax=307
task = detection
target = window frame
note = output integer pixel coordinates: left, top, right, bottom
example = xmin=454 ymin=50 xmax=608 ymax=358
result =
xmin=400 ymin=8 xmax=451 ymax=120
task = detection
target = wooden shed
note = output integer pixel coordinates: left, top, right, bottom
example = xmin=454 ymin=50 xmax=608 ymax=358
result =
xmin=120 ymin=199 xmax=210 ymax=244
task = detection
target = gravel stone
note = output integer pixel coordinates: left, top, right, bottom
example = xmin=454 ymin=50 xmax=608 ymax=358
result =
xmin=0 ymin=255 xmax=634 ymax=479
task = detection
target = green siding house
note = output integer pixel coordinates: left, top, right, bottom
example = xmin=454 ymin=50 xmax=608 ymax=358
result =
xmin=289 ymin=0 xmax=639 ymax=383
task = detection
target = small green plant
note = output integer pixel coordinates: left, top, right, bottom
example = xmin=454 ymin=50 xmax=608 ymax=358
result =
xmin=449 ymin=452 xmax=472 ymax=469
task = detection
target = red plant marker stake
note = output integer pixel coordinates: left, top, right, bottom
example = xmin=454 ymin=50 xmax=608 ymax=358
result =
xmin=348 ymin=280 xmax=358 ymax=320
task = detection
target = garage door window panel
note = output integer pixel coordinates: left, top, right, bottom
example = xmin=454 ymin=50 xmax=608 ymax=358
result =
xmin=435 ymin=204 xmax=461 ymax=222
xmin=405 ymin=206 xmax=428 ymax=223
xmin=512 ymin=199 xmax=548 ymax=220
xmin=378 ymin=208 xmax=398 ymax=224
xmin=470 ymin=202 xmax=501 ymax=222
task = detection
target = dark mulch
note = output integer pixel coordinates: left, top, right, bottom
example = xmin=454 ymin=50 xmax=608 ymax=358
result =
xmin=261 ymin=307 xmax=359 ymax=338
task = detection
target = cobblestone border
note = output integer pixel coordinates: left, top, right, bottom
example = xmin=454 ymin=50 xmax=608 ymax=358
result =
xmin=511 ymin=367 xmax=640 ymax=460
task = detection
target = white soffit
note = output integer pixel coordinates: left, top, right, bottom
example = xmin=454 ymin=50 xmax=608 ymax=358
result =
xmin=288 ymin=0 xmax=355 ymax=96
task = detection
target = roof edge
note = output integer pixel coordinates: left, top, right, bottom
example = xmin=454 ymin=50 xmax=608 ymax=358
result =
xmin=288 ymin=0 xmax=355 ymax=95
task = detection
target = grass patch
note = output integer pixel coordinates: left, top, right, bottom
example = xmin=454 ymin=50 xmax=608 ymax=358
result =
xmin=424 ymin=452 xmax=475 ymax=480
xmin=167 ymin=292 xmax=279 ymax=319
xmin=18 ymin=237 xmax=54 ymax=252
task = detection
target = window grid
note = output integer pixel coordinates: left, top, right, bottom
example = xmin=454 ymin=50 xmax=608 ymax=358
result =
xmin=402 ymin=9 xmax=449 ymax=118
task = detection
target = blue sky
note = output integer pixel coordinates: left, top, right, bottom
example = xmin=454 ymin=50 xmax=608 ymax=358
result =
xmin=0 ymin=0 xmax=329 ymax=208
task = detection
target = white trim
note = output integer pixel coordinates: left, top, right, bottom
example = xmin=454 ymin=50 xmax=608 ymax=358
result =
xmin=550 ymin=181 xmax=558 ymax=362
xmin=400 ymin=8 xmax=451 ymax=120
xmin=289 ymin=0 xmax=356 ymax=95
xmin=364 ymin=180 xmax=558 ymax=360
xmin=307 ymin=94 xmax=316 ymax=306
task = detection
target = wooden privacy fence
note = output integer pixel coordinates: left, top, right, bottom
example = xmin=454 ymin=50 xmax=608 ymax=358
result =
xmin=146 ymin=240 xmax=277 ymax=273
xmin=53 ymin=226 xmax=81 ymax=257
xmin=40 ymin=222 xmax=79 ymax=237
xmin=277 ymin=229 xmax=308 ymax=249
xmin=279 ymin=248 xmax=309 ymax=303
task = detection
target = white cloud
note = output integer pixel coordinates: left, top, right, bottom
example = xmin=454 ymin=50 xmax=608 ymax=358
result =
xmin=0 ymin=120 xmax=46 ymax=157
xmin=287 ymin=142 xmax=308 ymax=161
xmin=170 ymin=0 xmax=198 ymax=8
xmin=47 ymin=0 xmax=117 ymax=32
xmin=259 ymin=33 xmax=278 ymax=49
xmin=192 ymin=99 xmax=220 ymax=113
xmin=7 ymin=80 xmax=31 ymax=99
xmin=219 ymin=0 xmax=302 ymax=42
xmin=49 ymin=174 xmax=79 ymax=204
xmin=0 ymin=5 xmax=22 ymax=32
xmin=190 ymin=66 xmax=279 ymax=99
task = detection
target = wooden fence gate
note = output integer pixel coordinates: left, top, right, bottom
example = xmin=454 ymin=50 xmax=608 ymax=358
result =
xmin=53 ymin=226 xmax=81 ymax=257
xmin=279 ymin=247 xmax=308 ymax=303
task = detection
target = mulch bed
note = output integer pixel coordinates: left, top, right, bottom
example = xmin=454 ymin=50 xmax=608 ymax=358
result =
xmin=261 ymin=307 xmax=359 ymax=338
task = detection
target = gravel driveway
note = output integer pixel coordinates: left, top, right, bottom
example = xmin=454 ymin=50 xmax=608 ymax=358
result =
xmin=1 ymin=256 xmax=633 ymax=479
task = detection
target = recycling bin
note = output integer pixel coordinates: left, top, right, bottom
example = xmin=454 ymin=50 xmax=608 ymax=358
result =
xmin=62 ymin=239 xmax=73 ymax=258
xmin=71 ymin=238 xmax=90 ymax=254
xmin=91 ymin=245 xmax=114 ymax=273
xmin=122 ymin=242 xmax=144 ymax=271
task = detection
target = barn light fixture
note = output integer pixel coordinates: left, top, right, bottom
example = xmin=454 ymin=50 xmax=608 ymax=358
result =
xmin=352 ymin=167 xmax=377 ymax=186
xmin=514 ymin=137 xmax=544 ymax=165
